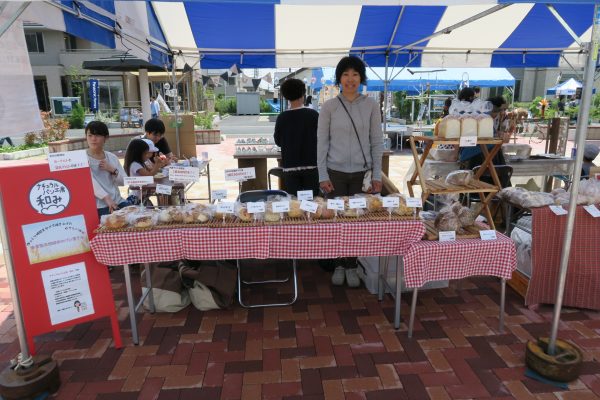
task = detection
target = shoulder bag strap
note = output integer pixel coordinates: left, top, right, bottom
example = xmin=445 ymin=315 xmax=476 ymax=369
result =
xmin=337 ymin=97 xmax=368 ymax=169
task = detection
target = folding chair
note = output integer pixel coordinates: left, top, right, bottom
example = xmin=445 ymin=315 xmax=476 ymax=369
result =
xmin=236 ymin=190 xmax=298 ymax=308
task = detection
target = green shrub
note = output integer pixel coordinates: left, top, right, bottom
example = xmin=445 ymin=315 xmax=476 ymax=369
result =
xmin=260 ymin=99 xmax=273 ymax=113
xmin=215 ymin=98 xmax=236 ymax=115
xmin=194 ymin=112 xmax=214 ymax=129
xmin=69 ymin=103 xmax=85 ymax=129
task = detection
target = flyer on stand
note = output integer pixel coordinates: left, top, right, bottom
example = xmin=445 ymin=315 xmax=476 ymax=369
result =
xmin=41 ymin=262 xmax=95 ymax=325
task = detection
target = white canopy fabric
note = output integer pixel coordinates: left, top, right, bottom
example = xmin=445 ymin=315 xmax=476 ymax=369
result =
xmin=546 ymin=77 xmax=583 ymax=95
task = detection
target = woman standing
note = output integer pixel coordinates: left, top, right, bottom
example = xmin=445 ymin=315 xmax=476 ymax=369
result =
xmin=317 ymin=56 xmax=384 ymax=287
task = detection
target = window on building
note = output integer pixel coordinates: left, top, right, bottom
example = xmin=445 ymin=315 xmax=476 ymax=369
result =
xmin=25 ymin=32 xmax=44 ymax=53
xmin=33 ymin=77 xmax=50 ymax=111
xmin=64 ymin=33 xmax=77 ymax=51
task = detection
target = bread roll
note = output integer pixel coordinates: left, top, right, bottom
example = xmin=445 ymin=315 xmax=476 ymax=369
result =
xmin=288 ymin=200 xmax=303 ymax=218
xmin=105 ymin=213 xmax=127 ymax=229
xmin=366 ymin=195 xmax=383 ymax=212
xmin=237 ymin=206 xmax=253 ymax=222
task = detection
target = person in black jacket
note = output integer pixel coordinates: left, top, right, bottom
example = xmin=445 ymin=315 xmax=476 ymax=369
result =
xmin=274 ymin=78 xmax=320 ymax=196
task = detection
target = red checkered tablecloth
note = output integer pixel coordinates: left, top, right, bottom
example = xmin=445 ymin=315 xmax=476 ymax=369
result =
xmin=526 ymin=205 xmax=600 ymax=310
xmin=90 ymin=220 xmax=425 ymax=265
xmin=402 ymin=233 xmax=517 ymax=288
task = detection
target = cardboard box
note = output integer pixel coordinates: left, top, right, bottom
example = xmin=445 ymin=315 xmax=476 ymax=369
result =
xmin=162 ymin=115 xmax=197 ymax=159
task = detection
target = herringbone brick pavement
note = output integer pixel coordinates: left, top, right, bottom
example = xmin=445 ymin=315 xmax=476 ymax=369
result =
xmin=0 ymin=261 xmax=599 ymax=399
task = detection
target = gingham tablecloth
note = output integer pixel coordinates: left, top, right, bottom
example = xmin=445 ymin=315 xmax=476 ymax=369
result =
xmin=526 ymin=205 xmax=600 ymax=310
xmin=90 ymin=220 xmax=425 ymax=265
xmin=402 ymin=232 xmax=517 ymax=288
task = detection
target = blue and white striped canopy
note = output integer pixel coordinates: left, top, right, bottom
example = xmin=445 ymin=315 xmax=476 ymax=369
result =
xmin=18 ymin=1 xmax=597 ymax=70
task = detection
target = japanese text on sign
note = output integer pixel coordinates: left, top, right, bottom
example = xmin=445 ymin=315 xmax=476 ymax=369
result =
xmin=169 ymin=166 xmax=200 ymax=182
xmin=48 ymin=150 xmax=89 ymax=172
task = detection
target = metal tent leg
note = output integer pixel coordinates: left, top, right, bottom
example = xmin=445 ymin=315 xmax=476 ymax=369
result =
xmin=123 ymin=264 xmax=139 ymax=345
xmin=408 ymin=288 xmax=419 ymax=338
xmin=499 ymin=278 xmax=506 ymax=333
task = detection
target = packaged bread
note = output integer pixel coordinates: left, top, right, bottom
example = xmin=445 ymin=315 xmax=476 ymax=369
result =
xmin=102 ymin=213 xmax=128 ymax=229
xmin=127 ymin=211 xmax=157 ymax=229
xmin=117 ymin=205 xmax=140 ymax=215
xmin=386 ymin=193 xmax=413 ymax=216
xmin=265 ymin=202 xmax=282 ymax=222
xmin=341 ymin=196 xmax=365 ymax=217
xmin=158 ymin=206 xmax=184 ymax=224
xmin=476 ymin=114 xmax=494 ymax=138
xmin=438 ymin=116 xmax=461 ymax=139
xmin=434 ymin=208 xmax=460 ymax=232
xmin=287 ymin=199 xmax=303 ymax=218
xmin=314 ymin=197 xmax=335 ymax=219
xmin=366 ymin=194 xmax=383 ymax=212
xmin=235 ymin=202 xmax=262 ymax=222
xmin=460 ymin=116 xmax=478 ymax=137
xmin=445 ymin=170 xmax=473 ymax=186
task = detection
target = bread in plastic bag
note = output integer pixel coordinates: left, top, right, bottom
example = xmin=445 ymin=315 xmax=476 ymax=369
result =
xmin=445 ymin=170 xmax=474 ymax=186
xmin=476 ymin=114 xmax=494 ymax=138
xmin=438 ymin=116 xmax=461 ymax=139
xmin=460 ymin=116 xmax=478 ymax=137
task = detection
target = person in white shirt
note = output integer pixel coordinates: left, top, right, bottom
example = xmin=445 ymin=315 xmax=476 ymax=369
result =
xmin=124 ymin=138 xmax=166 ymax=202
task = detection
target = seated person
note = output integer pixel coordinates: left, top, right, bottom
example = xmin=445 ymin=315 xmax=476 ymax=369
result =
xmin=85 ymin=121 xmax=132 ymax=217
xmin=582 ymin=143 xmax=599 ymax=178
xmin=141 ymin=118 xmax=177 ymax=163
xmin=124 ymin=138 xmax=167 ymax=203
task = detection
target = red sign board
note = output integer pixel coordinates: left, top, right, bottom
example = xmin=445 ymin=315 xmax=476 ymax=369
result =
xmin=0 ymin=162 xmax=121 ymax=353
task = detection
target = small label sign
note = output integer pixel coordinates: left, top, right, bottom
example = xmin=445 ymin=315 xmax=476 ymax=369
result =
xmin=169 ymin=166 xmax=200 ymax=182
xmin=155 ymin=184 xmax=172 ymax=195
xmin=348 ymin=197 xmax=367 ymax=209
xmin=327 ymin=199 xmax=345 ymax=211
xmin=549 ymin=205 xmax=568 ymax=216
xmin=382 ymin=196 xmax=400 ymax=208
xmin=224 ymin=167 xmax=256 ymax=181
xmin=439 ymin=231 xmax=456 ymax=242
xmin=405 ymin=197 xmax=423 ymax=208
xmin=124 ymin=176 xmax=153 ymax=187
xmin=300 ymin=200 xmax=319 ymax=214
xmin=297 ymin=190 xmax=313 ymax=201
xmin=272 ymin=201 xmax=290 ymax=213
xmin=583 ymin=204 xmax=600 ymax=218
xmin=247 ymin=202 xmax=265 ymax=213
xmin=459 ymin=136 xmax=477 ymax=147
xmin=479 ymin=230 xmax=497 ymax=240
xmin=48 ymin=150 xmax=89 ymax=172
xmin=216 ymin=202 xmax=234 ymax=214
xmin=211 ymin=189 xmax=228 ymax=200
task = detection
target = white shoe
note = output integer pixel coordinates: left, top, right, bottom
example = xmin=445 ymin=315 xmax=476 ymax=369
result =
xmin=332 ymin=266 xmax=345 ymax=286
xmin=345 ymin=268 xmax=360 ymax=288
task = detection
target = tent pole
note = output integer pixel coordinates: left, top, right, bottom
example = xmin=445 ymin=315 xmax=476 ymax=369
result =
xmin=172 ymin=53 xmax=181 ymax=157
xmin=548 ymin=35 xmax=597 ymax=355
xmin=383 ymin=52 xmax=389 ymax=135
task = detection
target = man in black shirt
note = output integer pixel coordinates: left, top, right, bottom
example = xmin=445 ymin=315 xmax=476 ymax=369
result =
xmin=274 ymin=79 xmax=319 ymax=196
xmin=141 ymin=118 xmax=177 ymax=162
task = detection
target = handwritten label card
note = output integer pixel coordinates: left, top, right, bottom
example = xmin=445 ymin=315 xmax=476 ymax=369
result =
xmin=155 ymin=184 xmax=172 ymax=195
xmin=169 ymin=166 xmax=200 ymax=182
xmin=272 ymin=201 xmax=290 ymax=213
xmin=297 ymin=190 xmax=313 ymax=201
xmin=300 ymin=200 xmax=318 ymax=214
xmin=224 ymin=167 xmax=256 ymax=181
xmin=211 ymin=189 xmax=228 ymax=200
xmin=584 ymin=204 xmax=600 ymax=218
xmin=124 ymin=176 xmax=153 ymax=187
xmin=348 ymin=197 xmax=367 ymax=209
xmin=48 ymin=150 xmax=89 ymax=172
xmin=439 ymin=231 xmax=456 ymax=242
xmin=406 ymin=197 xmax=423 ymax=208
xmin=459 ymin=136 xmax=477 ymax=147
xmin=479 ymin=230 xmax=497 ymax=240
xmin=327 ymin=199 xmax=345 ymax=211
xmin=382 ymin=196 xmax=400 ymax=208
xmin=216 ymin=202 xmax=234 ymax=214
xmin=549 ymin=205 xmax=568 ymax=216
xmin=247 ymin=202 xmax=265 ymax=213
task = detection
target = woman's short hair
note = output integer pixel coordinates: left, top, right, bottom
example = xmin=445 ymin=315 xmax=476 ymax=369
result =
xmin=487 ymin=96 xmax=507 ymax=109
xmin=458 ymin=87 xmax=475 ymax=102
xmin=85 ymin=121 xmax=109 ymax=137
xmin=335 ymin=56 xmax=367 ymax=85
xmin=280 ymin=78 xmax=306 ymax=101
xmin=144 ymin=118 xmax=165 ymax=135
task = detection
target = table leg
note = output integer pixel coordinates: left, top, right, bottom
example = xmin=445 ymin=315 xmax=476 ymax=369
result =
xmin=378 ymin=256 xmax=390 ymax=302
xmin=504 ymin=203 xmax=513 ymax=236
xmin=394 ymin=256 xmax=403 ymax=329
xmin=206 ymin=163 xmax=212 ymax=203
xmin=408 ymin=288 xmax=419 ymax=338
xmin=123 ymin=264 xmax=139 ymax=345
xmin=499 ymin=278 xmax=506 ymax=333
xmin=144 ymin=263 xmax=155 ymax=314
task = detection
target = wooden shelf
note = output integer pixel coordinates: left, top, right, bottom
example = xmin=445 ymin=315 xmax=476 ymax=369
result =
xmin=424 ymin=179 xmax=499 ymax=194
xmin=422 ymin=220 xmax=488 ymax=240
xmin=412 ymin=136 xmax=503 ymax=145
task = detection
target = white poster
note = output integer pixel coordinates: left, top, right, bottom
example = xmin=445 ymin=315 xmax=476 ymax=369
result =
xmin=48 ymin=150 xmax=89 ymax=172
xmin=41 ymin=262 xmax=95 ymax=325
xmin=22 ymin=215 xmax=90 ymax=264
xmin=0 ymin=14 xmax=43 ymax=136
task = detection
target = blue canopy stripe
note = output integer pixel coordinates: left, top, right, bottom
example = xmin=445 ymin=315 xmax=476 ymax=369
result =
xmin=61 ymin=0 xmax=116 ymax=49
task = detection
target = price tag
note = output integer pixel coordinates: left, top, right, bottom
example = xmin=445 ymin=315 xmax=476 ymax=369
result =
xmin=48 ymin=150 xmax=89 ymax=172
xmin=297 ymin=190 xmax=313 ymax=201
xmin=405 ymin=197 xmax=423 ymax=208
xmin=247 ymin=201 xmax=265 ymax=213
xmin=272 ymin=201 xmax=290 ymax=213
xmin=211 ymin=189 xmax=228 ymax=200
xmin=459 ymin=136 xmax=477 ymax=147
xmin=124 ymin=176 xmax=153 ymax=187
xmin=382 ymin=196 xmax=400 ymax=208
xmin=479 ymin=230 xmax=497 ymax=240
xmin=155 ymin=184 xmax=172 ymax=195
xmin=439 ymin=231 xmax=456 ymax=242
xmin=583 ymin=204 xmax=600 ymax=218
xmin=348 ymin=197 xmax=367 ymax=209
xmin=327 ymin=199 xmax=345 ymax=211
xmin=549 ymin=205 xmax=568 ymax=215
xmin=216 ymin=202 xmax=234 ymax=214
xmin=300 ymin=200 xmax=319 ymax=214
xmin=224 ymin=168 xmax=255 ymax=181
xmin=169 ymin=166 xmax=200 ymax=182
